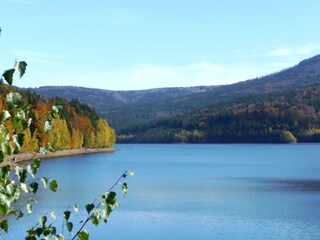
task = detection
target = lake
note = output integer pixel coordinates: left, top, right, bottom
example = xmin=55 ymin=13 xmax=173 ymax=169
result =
xmin=4 ymin=144 xmax=320 ymax=239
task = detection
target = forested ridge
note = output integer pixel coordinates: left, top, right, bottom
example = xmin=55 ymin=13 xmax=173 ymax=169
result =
xmin=28 ymin=85 xmax=219 ymax=132
xmin=29 ymin=54 xmax=320 ymax=132
xmin=26 ymin=54 xmax=320 ymax=143
xmin=0 ymin=84 xmax=115 ymax=153
xmin=118 ymin=83 xmax=320 ymax=143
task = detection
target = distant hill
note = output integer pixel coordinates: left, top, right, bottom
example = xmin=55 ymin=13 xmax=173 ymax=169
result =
xmin=118 ymin=83 xmax=320 ymax=143
xmin=28 ymin=85 xmax=217 ymax=112
xmin=28 ymin=54 xmax=320 ymax=133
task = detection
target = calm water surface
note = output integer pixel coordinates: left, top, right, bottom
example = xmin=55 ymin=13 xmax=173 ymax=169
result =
xmin=4 ymin=144 xmax=320 ymax=239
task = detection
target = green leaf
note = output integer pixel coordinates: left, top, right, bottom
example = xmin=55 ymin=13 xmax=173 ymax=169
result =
xmin=12 ymin=134 xmax=22 ymax=151
xmin=63 ymin=210 xmax=71 ymax=221
xmin=6 ymin=181 xmax=18 ymax=196
xmin=127 ymin=170 xmax=134 ymax=176
xmin=16 ymin=167 xmax=28 ymax=183
xmin=44 ymin=120 xmax=51 ymax=133
xmin=39 ymin=147 xmax=49 ymax=154
xmin=1 ymin=130 xmax=9 ymax=152
xmin=106 ymin=204 xmax=113 ymax=216
xmin=26 ymin=228 xmax=37 ymax=239
xmin=6 ymin=144 xmax=13 ymax=156
xmin=73 ymin=204 xmax=79 ymax=214
xmin=20 ymin=119 xmax=29 ymax=130
xmin=11 ymin=116 xmax=21 ymax=129
xmin=91 ymin=214 xmax=100 ymax=226
xmin=29 ymin=182 xmax=39 ymax=194
xmin=0 ymin=165 xmax=10 ymax=179
xmin=20 ymin=183 xmax=29 ymax=193
xmin=39 ymin=216 xmax=47 ymax=227
xmin=78 ymin=230 xmax=89 ymax=240
xmin=101 ymin=209 xmax=108 ymax=223
xmin=52 ymin=105 xmax=63 ymax=113
xmin=17 ymin=210 xmax=24 ymax=220
xmin=1 ymin=110 xmax=11 ymax=122
xmin=66 ymin=222 xmax=73 ymax=232
xmin=27 ymin=159 xmax=41 ymax=177
xmin=85 ymin=203 xmax=95 ymax=214
xmin=27 ymin=117 xmax=32 ymax=127
xmin=122 ymin=182 xmax=128 ymax=197
xmin=2 ymin=69 xmax=15 ymax=85
xmin=19 ymin=169 xmax=28 ymax=183
xmin=41 ymin=177 xmax=49 ymax=189
xmin=50 ymin=211 xmax=57 ymax=220
xmin=6 ymin=92 xmax=22 ymax=108
xmin=26 ymin=204 xmax=32 ymax=214
xmin=53 ymin=234 xmax=65 ymax=240
xmin=17 ymin=109 xmax=26 ymax=119
xmin=14 ymin=61 xmax=27 ymax=78
xmin=105 ymin=191 xmax=117 ymax=205
xmin=28 ymin=198 xmax=38 ymax=203
xmin=35 ymin=227 xmax=43 ymax=237
xmin=43 ymin=224 xmax=57 ymax=235
xmin=17 ymin=133 xmax=25 ymax=147
xmin=49 ymin=180 xmax=58 ymax=192
xmin=25 ymin=236 xmax=37 ymax=240
xmin=0 ymin=151 xmax=4 ymax=164
xmin=31 ymin=158 xmax=41 ymax=169
xmin=0 ymin=203 xmax=9 ymax=216
xmin=0 ymin=219 xmax=8 ymax=233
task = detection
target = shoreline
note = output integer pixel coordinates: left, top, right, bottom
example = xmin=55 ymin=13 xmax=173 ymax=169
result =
xmin=9 ymin=147 xmax=117 ymax=163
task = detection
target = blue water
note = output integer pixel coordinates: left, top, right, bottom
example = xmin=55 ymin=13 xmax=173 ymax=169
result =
xmin=3 ymin=144 xmax=320 ymax=239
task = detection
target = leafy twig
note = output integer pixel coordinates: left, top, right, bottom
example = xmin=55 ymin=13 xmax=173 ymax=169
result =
xmin=71 ymin=170 xmax=130 ymax=240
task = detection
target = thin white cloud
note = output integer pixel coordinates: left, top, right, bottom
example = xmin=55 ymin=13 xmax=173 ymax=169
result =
xmin=268 ymin=44 xmax=320 ymax=57
xmin=47 ymin=59 xmax=290 ymax=91
xmin=46 ymin=61 xmax=264 ymax=91
xmin=129 ymin=61 xmax=269 ymax=89
xmin=25 ymin=51 xmax=314 ymax=90
xmin=11 ymin=50 xmax=64 ymax=64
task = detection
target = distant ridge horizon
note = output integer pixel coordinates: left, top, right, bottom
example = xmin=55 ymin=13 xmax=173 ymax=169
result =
xmin=28 ymin=54 xmax=320 ymax=92
xmin=27 ymin=52 xmax=320 ymax=134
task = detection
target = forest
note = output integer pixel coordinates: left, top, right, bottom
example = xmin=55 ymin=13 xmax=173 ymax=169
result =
xmin=117 ymin=83 xmax=320 ymax=143
xmin=0 ymin=84 xmax=115 ymax=153
xmin=30 ymin=54 xmax=320 ymax=133
xmin=24 ymin=54 xmax=320 ymax=144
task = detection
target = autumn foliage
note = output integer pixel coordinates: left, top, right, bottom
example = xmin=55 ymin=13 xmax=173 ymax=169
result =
xmin=0 ymin=85 xmax=116 ymax=152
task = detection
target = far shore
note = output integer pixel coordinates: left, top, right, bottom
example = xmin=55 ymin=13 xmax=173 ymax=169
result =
xmin=8 ymin=147 xmax=117 ymax=164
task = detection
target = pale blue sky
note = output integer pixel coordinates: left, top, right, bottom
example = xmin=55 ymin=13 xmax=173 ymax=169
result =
xmin=1 ymin=0 xmax=320 ymax=90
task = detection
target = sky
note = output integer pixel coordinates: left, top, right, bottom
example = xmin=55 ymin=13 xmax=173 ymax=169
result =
xmin=1 ymin=0 xmax=320 ymax=90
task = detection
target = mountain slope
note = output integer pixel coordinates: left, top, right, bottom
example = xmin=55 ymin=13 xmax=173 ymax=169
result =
xmin=28 ymin=85 xmax=217 ymax=112
xmin=109 ymin=54 xmax=320 ymax=132
xmin=118 ymin=83 xmax=320 ymax=143
xmin=28 ymin=54 xmax=320 ymax=132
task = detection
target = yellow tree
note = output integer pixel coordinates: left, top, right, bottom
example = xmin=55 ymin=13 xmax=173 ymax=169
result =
xmin=95 ymin=119 xmax=116 ymax=148
xmin=108 ymin=128 xmax=116 ymax=147
xmin=84 ymin=131 xmax=95 ymax=148
xmin=48 ymin=118 xmax=71 ymax=150
xmin=21 ymin=128 xmax=39 ymax=153
xmin=70 ymin=127 xmax=83 ymax=149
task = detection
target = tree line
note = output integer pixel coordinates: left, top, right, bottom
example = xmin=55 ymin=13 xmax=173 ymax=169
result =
xmin=118 ymin=83 xmax=320 ymax=143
